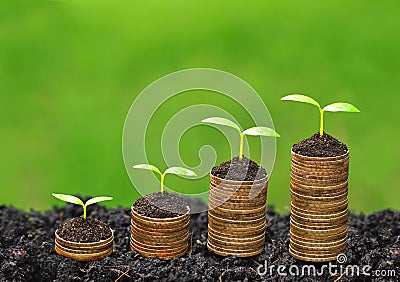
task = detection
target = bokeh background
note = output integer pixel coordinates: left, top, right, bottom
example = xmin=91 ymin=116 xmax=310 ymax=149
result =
xmin=1 ymin=1 xmax=399 ymax=213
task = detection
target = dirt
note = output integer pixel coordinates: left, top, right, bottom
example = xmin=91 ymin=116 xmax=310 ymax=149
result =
xmin=292 ymin=133 xmax=348 ymax=157
xmin=57 ymin=217 xmax=112 ymax=243
xmin=133 ymin=192 xmax=189 ymax=218
xmin=211 ymin=156 xmax=268 ymax=181
xmin=0 ymin=198 xmax=399 ymax=281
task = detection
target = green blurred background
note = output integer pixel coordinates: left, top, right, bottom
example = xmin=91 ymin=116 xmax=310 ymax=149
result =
xmin=1 ymin=1 xmax=399 ymax=213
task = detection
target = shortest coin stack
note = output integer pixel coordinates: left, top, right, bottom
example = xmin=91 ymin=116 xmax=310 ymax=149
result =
xmin=130 ymin=206 xmax=190 ymax=260
xmin=207 ymin=174 xmax=268 ymax=257
xmin=55 ymin=229 xmax=114 ymax=262
xmin=289 ymin=150 xmax=349 ymax=262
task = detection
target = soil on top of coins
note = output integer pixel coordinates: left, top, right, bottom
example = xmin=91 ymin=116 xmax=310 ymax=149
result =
xmin=57 ymin=217 xmax=112 ymax=243
xmin=0 ymin=196 xmax=399 ymax=282
xmin=133 ymin=192 xmax=189 ymax=218
xmin=211 ymin=156 xmax=268 ymax=181
xmin=292 ymin=132 xmax=348 ymax=157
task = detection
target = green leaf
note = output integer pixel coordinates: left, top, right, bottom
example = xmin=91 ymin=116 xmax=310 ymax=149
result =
xmin=85 ymin=196 xmax=113 ymax=207
xmin=201 ymin=117 xmax=241 ymax=132
xmin=132 ymin=164 xmax=162 ymax=175
xmin=164 ymin=167 xmax=197 ymax=177
xmin=281 ymin=94 xmax=321 ymax=109
xmin=323 ymin=102 xmax=360 ymax=112
xmin=52 ymin=194 xmax=84 ymax=207
xmin=243 ymin=127 xmax=280 ymax=137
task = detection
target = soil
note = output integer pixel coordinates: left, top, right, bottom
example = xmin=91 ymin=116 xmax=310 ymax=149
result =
xmin=57 ymin=217 xmax=112 ymax=243
xmin=0 ymin=198 xmax=399 ymax=282
xmin=133 ymin=192 xmax=189 ymax=218
xmin=292 ymin=132 xmax=348 ymax=157
xmin=211 ymin=156 xmax=268 ymax=181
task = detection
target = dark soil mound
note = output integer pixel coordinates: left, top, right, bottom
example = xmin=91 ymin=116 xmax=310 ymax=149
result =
xmin=211 ymin=156 xmax=267 ymax=181
xmin=292 ymin=133 xmax=348 ymax=157
xmin=0 ymin=199 xmax=399 ymax=281
xmin=133 ymin=192 xmax=188 ymax=218
xmin=57 ymin=217 xmax=111 ymax=243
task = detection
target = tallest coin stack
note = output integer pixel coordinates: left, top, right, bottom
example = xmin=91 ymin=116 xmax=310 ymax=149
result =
xmin=289 ymin=150 xmax=349 ymax=262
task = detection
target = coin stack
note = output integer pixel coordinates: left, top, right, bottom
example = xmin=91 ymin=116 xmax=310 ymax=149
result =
xmin=207 ymin=173 xmax=268 ymax=257
xmin=289 ymin=150 xmax=349 ymax=262
xmin=130 ymin=206 xmax=190 ymax=260
xmin=54 ymin=228 xmax=114 ymax=261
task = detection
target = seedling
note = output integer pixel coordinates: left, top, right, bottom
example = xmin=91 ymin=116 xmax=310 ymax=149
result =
xmin=52 ymin=194 xmax=113 ymax=220
xmin=132 ymin=164 xmax=197 ymax=194
xmin=201 ymin=117 xmax=280 ymax=159
xmin=281 ymin=94 xmax=360 ymax=135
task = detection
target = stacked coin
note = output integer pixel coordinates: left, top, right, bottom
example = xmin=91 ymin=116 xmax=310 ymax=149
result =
xmin=207 ymin=173 xmax=268 ymax=257
xmin=130 ymin=206 xmax=190 ymax=260
xmin=54 ymin=229 xmax=114 ymax=261
xmin=289 ymin=150 xmax=349 ymax=262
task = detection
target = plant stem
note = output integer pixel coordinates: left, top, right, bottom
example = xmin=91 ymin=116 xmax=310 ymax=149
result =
xmin=160 ymin=173 xmax=165 ymax=194
xmin=83 ymin=205 xmax=86 ymax=220
xmin=239 ymin=132 xmax=244 ymax=159
xmin=319 ymin=109 xmax=324 ymax=136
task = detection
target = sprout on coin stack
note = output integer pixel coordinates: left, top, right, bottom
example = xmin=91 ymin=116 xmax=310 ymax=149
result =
xmin=52 ymin=194 xmax=114 ymax=261
xmin=201 ymin=117 xmax=280 ymax=257
xmin=281 ymin=94 xmax=360 ymax=262
xmin=130 ymin=164 xmax=196 ymax=260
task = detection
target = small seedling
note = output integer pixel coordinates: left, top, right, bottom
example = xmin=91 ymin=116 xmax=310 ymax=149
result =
xmin=281 ymin=94 xmax=360 ymax=136
xmin=201 ymin=117 xmax=280 ymax=159
xmin=52 ymin=194 xmax=113 ymax=220
xmin=132 ymin=164 xmax=197 ymax=194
